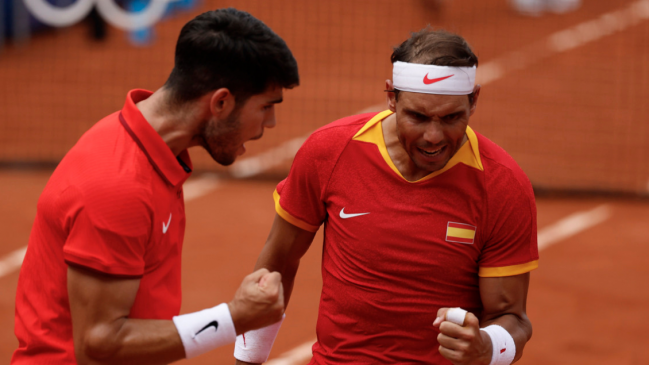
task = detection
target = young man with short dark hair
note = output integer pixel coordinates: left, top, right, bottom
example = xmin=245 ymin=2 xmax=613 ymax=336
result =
xmin=12 ymin=8 xmax=298 ymax=365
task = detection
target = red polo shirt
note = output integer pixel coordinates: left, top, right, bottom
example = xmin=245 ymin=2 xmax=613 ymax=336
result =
xmin=12 ymin=90 xmax=192 ymax=364
xmin=275 ymin=111 xmax=538 ymax=364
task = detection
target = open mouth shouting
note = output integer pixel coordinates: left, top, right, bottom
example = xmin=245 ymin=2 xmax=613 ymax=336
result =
xmin=417 ymin=145 xmax=446 ymax=159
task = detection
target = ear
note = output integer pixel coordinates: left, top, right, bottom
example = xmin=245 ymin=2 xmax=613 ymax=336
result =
xmin=469 ymin=84 xmax=481 ymax=117
xmin=386 ymin=79 xmax=397 ymax=112
xmin=209 ymin=88 xmax=236 ymax=119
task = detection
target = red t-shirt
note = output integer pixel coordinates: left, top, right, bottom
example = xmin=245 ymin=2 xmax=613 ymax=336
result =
xmin=12 ymin=90 xmax=191 ymax=364
xmin=275 ymin=110 xmax=539 ymax=364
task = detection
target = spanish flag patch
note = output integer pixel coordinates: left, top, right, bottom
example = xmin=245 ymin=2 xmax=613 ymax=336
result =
xmin=446 ymin=222 xmax=476 ymax=244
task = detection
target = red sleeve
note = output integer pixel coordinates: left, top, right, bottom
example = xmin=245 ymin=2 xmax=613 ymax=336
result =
xmin=275 ymin=116 xmax=368 ymax=232
xmin=274 ymin=135 xmax=329 ymax=232
xmin=61 ymin=182 xmax=152 ymax=277
xmin=478 ymin=162 xmax=539 ymax=277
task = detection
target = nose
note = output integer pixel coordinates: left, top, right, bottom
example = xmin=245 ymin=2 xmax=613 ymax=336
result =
xmin=422 ymin=122 xmax=445 ymax=145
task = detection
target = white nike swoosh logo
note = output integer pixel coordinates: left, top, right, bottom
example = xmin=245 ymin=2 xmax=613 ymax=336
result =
xmin=162 ymin=213 xmax=172 ymax=234
xmin=339 ymin=207 xmax=370 ymax=219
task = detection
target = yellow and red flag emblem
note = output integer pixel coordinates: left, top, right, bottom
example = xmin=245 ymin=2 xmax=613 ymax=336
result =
xmin=446 ymin=222 xmax=476 ymax=244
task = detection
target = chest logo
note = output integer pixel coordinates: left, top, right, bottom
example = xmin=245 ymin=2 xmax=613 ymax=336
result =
xmin=339 ymin=207 xmax=370 ymax=219
xmin=162 ymin=213 xmax=172 ymax=234
xmin=446 ymin=222 xmax=476 ymax=244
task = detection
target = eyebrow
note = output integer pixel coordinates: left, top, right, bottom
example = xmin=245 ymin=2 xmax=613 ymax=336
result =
xmin=267 ymin=98 xmax=283 ymax=104
xmin=404 ymin=106 xmax=464 ymax=118
xmin=404 ymin=108 xmax=427 ymax=117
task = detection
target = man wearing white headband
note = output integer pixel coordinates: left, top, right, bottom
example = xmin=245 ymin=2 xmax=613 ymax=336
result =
xmin=237 ymin=29 xmax=537 ymax=365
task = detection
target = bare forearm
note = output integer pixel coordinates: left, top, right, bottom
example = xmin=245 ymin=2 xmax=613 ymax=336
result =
xmin=253 ymin=214 xmax=314 ymax=308
xmin=253 ymin=244 xmax=300 ymax=308
xmin=77 ymin=319 xmax=184 ymax=365
xmin=478 ymin=273 xmax=532 ymax=363
xmin=232 ymin=215 xmax=315 ymax=365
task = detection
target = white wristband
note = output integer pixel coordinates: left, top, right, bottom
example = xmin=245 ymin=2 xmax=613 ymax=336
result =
xmin=480 ymin=325 xmax=516 ymax=365
xmin=172 ymin=303 xmax=236 ymax=359
xmin=234 ymin=314 xmax=285 ymax=363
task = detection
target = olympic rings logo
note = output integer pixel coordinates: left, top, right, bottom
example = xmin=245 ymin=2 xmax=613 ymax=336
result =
xmin=23 ymin=0 xmax=176 ymax=31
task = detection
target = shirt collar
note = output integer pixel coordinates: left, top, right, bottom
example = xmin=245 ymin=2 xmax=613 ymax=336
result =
xmin=353 ymin=110 xmax=483 ymax=183
xmin=119 ymin=89 xmax=192 ymax=187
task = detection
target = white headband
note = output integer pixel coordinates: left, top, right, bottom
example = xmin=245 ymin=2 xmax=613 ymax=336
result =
xmin=392 ymin=61 xmax=476 ymax=95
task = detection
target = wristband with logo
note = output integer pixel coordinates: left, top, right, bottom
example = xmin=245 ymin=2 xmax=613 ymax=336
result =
xmin=172 ymin=303 xmax=236 ymax=359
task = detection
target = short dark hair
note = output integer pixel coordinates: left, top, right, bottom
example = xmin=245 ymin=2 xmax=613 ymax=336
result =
xmin=391 ymin=28 xmax=478 ymax=103
xmin=164 ymin=8 xmax=299 ymax=105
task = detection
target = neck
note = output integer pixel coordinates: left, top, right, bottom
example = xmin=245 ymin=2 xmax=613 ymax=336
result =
xmin=382 ymin=113 xmax=422 ymax=181
xmin=136 ymin=88 xmax=206 ymax=156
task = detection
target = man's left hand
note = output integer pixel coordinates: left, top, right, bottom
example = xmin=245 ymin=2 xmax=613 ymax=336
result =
xmin=433 ymin=308 xmax=492 ymax=365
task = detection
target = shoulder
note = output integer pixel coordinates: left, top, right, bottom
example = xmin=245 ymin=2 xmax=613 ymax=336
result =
xmin=284 ymin=112 xmax=379 ymax=194
xmin=55 ymin=116 xmax=155 ymax=234
xmin=299 ymin=112 xmax=378 ymax=158
xmin=476 ymin=131 xmax=534 ymax=200
xmin=64 ymin=112 xmax=154 ymax=185
xmin=473 ymin=132 xmax=539 ymax=267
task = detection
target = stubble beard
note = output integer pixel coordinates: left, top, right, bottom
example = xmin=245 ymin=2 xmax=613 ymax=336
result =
xmin=396 ymin=124 xmax=450 ymax=175
xmin=201 ymin=111 xmax=242 ymax=166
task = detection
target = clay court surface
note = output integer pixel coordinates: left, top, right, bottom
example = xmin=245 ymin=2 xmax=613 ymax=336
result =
xmin=1 ymin=0 xmax=649 ymax=363
xmin=0 ymin=171 xmax=648 ymax=365
xmin=1 ymin=0 xmax=648 ymax=191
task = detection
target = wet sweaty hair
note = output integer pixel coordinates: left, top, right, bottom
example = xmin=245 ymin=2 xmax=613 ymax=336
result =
xmin=164 ymin=8 xmax=299 ymax=106
xmin=391 ymin=28 xmax=478 ymax=103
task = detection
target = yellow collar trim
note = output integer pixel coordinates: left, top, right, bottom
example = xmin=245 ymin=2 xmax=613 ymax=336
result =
xmin=352 ymin=110 xmax=483 ymax=183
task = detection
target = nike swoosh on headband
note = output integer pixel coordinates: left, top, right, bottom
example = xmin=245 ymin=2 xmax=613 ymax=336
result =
xmin=423 ymin=73 xmax=454 ymax=85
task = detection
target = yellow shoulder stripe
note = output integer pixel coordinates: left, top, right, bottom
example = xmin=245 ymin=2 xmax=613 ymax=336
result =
xmin=273 ymin=190 xmax=320 ymax=232
xmin=479 ymin=260 xmax=539 ymax=277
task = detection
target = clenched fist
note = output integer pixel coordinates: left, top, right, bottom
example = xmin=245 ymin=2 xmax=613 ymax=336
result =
xmin=433 ymin=307 xmax=492 ymax=365
xmin=228 ymin=268 xmax=285 ymax=335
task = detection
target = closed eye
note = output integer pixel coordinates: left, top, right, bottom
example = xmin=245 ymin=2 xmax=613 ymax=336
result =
xmin=443 ymin=112 xmax=462 ymax=123
xmin=406 ymin=110 xmax=429 ymax=122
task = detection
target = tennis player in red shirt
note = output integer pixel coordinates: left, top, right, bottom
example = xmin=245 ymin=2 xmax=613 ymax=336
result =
xmin=235 ymin=29 xmax=537 ymax=365
xmin=12 ymin=8 xmax=299 ymax=365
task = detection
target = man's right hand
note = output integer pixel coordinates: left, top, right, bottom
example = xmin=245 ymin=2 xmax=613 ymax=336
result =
xmin=228 ymin=268 xmax=285 ymax=335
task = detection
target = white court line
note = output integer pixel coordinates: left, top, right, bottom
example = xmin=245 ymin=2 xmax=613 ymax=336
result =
xmin=537 ymin=204 xmax=611 ymax=250
xmin=0 ymin=247 xmax=28 ymax=279
xmin=265 ymin=205 xmax=611 ymax=364
xmin=183 ymin=173 xmax=221 ymax=202
xmin=0 ymin=173 xmax=222 ymax=279
xmin=230 ymin=137 xmax=307 ymax=178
